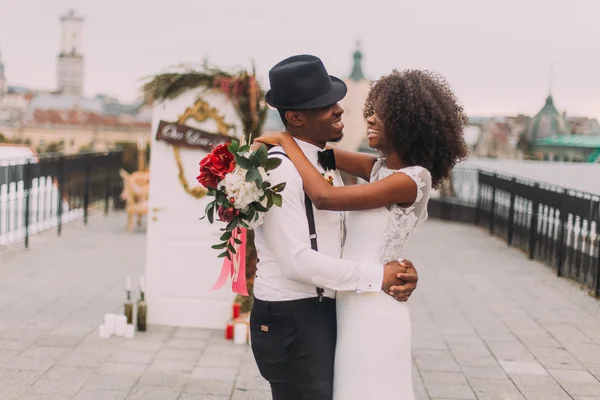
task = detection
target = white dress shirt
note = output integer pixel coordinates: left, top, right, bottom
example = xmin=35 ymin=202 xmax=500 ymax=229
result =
xmin=253 ymin=138 xmax=384 ymax=301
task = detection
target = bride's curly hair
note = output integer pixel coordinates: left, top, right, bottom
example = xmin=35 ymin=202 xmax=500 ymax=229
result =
xmin=363 ymin=70 xmax=469 ymax=189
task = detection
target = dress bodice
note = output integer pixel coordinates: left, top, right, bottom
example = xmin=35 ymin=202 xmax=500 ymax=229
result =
xmin=342 ymin=160 xmax=431 ymax=264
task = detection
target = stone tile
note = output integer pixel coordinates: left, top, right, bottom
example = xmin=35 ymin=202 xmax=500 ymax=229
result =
xmin=0 ymin=349 xmax=20 ymax=365
xmin=58 ymin=353 xmax=108 ymax=368
xmin=108 ymin=348 xmax=156 ymax=364
xmin=475 ymin=394 xmax=526 ymax=400
xmin=28 ymin=377 xmax=84 ymax=396
xmin=173 ymin=328 xmax=213 ymax=340
xmin=421 ymin=371 xmax=468 ymax=386
xmin=42 ymin=365 xmax=95 ymax=383
xmin=73 ymin=388 xmax=129 ymax=400
xmin=147 ymin=358 xmax=196 ymax=373
xmin=0 ymin=384 xmax=28 ymax=400
xmin=164 ymin=338 xmax=209 ymax=350
xmin=196 ymin=354 xmax=244 ymax=369
xmin=138 ymin=370 xmax=188 ymax=388
xmin=183 ymin=379 xmax=235 ymax=395
xmin=230 ymin=389 xmax=272 ymax=400
xmin=0 ymin=338 xmax=32 ymax=351
xmin=84 ymin=373 xmax=139 ymax=391
xmin=549 ymin=369 xmax=599 ymax=383
xmin=3 ymin=356 xmax=56 ymax=371
xmin=467 ymin=378 xmax=520 ymax=394
xmin=190 ymin=366 xmax=239 ymax=381
xmin=500 ymin=360 xmax=549 ymax=376
xmin=19 ymin=345 xmax=70 ymax=361
xmin=178 ymin=394 xmax=229 ymax=400
xmin=126 ymin=385 xmax=181 ymax=400
xmin=97 ymin=362 xmax=148 ymax=377
xmin=424 ymin=384 xmax=476 ymax=399
xmin=234 ymin=374 xmax=270 ymax=391
xmin=0 ymin=369 xmax=43 ymax=386
xmin=154 ymin=347 xmax=203 ymax=362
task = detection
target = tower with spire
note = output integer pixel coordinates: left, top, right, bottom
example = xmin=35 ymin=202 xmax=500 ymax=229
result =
xmin=349 ymin=41 xmax=365 ymax=82
xmin=0 ymin=49 xmax=6 ymax=96
xmin=56 ymin=9 xmax=85 ymax=96
xmin=337 ymin=40 xmax=371 ymax=157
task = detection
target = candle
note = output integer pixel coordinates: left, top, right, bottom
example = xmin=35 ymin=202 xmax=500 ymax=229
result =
xmin=225 ymin=321 xmax=234 ymax=340
xmin=124 ymin=324 xmax=135 ymax=339
xmin=126 ymin=276 xmax=131 ymax=292
xmin=104 ymin=313 xmax=116 ymax=335
xmin=98 ymin=324 xmax=111 ymax=339
xmin=115 ymin=315 xmax=127 ymax=337
xmin=233 ymin=303 xmax=241 ymax=319
xmin=139 ymin=276 xmax=145 ymax=293
xmin=234 ymin=322 xmax=248 ymax=345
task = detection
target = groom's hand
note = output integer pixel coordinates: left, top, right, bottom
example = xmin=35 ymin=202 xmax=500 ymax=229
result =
xmin=389 ymin=260 xmax=418 ymax=302
xmin=381 ymin=261 xmax=410 ymax=294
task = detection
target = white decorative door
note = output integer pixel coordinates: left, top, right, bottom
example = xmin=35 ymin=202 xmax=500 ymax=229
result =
xmin=145 ymin=88 xmax=241 ymax=329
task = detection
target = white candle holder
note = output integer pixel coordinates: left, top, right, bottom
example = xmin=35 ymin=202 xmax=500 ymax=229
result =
xmin=124 ymin=324 xmax=135 ymax=339
xmin=234 ymin=322 xmax=248 ymax=345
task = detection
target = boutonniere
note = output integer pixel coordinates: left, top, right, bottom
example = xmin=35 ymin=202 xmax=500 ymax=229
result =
xmin=322 ymin=170 xmax=335 ymax=186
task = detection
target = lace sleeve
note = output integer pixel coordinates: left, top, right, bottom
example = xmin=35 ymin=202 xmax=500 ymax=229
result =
xmin=397 ymin=166 xmax=431 ymax=212
xmin=379 ymin=166 xmax=432 ymax=262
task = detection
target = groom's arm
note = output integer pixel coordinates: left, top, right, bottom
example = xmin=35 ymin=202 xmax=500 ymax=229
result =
xmin=260 ymin=157 xmax=384 ymax=292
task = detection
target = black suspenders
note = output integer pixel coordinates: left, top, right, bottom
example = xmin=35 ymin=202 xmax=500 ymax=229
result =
xmin=269 ymin=151 xmax=325 ymax=301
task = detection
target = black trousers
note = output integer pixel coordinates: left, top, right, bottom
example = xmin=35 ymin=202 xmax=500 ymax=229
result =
xmin=250 ymin=296 xmax=337 ymax=400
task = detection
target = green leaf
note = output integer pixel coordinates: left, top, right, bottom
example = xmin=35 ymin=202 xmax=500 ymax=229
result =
xmin=256 ymin=144 xmax=269 ymax=165
xmin=252 ymin=202 xmax=268 ymax=212
xmin=220 ymin=231 xmax=232 ymax=241
xmin=267 ymin=193 xmax=274 ymax=209
xmin=261 ymin=181 xmax=271 ymax=189
xmin=271 ymin=182 xmax=286 ymax=193
xmin=265 ymin=157 xmax=282 ymax=171
xmin=227 ymin=242 xmax=237 ymax=253
xmin=225 ymin=218 xmax=238 ymax=232
xmin=217 ymin=250 xmax=229 ymax=258
xmin=239 ymin=220 xmax=249 ymax=228
xmin=272 ymin=193 xmax=283 ymax=207
xmin=234 ymin=238 xmax=243 ymax=245
xmin=211 ymin=242 xmax=228 ymax=250
xmin=228 ymin=140 xmax=239 ymax=155
xmin=207 ymin=206 xmax=215 ymax=224
xmin=245 ymin=168 xmax=262 ymax=187
xmin=239 ymin=144 xmax=250 ymax=153
xmin=235 ymin=155 xmax=252 ymax=169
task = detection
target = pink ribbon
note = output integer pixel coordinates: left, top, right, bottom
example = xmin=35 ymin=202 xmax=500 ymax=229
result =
xmin=210 ymin=228 xmax=248 ymax=296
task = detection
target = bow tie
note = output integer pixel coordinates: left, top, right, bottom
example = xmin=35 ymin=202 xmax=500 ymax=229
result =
xmin=317 ymin=149 xmax=336 ymax=171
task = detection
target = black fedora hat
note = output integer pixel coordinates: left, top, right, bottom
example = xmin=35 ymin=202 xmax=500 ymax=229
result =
xmin=265 ymin=54 xmax=347 ymax=110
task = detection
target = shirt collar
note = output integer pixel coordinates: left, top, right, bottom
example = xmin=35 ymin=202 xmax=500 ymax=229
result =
xmin=292 ymin=137 xmax=324 ymax=155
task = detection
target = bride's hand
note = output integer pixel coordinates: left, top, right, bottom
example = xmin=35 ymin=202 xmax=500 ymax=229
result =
xmin=254 ymin=131 xmax=290 ymax=147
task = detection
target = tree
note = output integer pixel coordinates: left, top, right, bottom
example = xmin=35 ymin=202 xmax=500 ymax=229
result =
xmin=0 ymin=133 xmax=11 ymax=143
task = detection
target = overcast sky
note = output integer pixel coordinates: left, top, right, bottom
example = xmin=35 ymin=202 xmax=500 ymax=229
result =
xmin=1 ymin=0 xmax=599 ymax=119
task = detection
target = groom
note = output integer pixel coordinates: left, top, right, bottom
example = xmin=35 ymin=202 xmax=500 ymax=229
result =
xmin=250 ymin=55 xmax=419 ymax=400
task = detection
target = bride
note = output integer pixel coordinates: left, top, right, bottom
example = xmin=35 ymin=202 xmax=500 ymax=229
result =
xmin=255 ymin=69 xmax=469 ymax=399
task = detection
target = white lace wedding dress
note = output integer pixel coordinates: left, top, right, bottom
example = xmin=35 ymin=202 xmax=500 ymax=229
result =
xmin=334 ymin=161 xmax=431 ymax=400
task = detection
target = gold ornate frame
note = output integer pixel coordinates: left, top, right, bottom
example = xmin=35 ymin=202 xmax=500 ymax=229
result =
xmin=173 ymin=97 xmax=233 ymax=199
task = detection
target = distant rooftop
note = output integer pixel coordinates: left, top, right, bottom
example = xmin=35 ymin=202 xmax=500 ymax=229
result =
xmin=534 ymin=134 xmax=600 ymax=149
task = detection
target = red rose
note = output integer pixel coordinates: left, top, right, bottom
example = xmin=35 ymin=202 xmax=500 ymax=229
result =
xmin=217 ymin=206 xmax=239 ymax=223
xmin=196 ymin=144 xmax=236 ymax=188
xmin=197 ymin=163 xmax=219 ymax=188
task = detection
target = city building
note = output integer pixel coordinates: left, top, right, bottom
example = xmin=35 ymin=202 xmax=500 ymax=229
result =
xmin=57 ymin=9 xmax=85 ymax=96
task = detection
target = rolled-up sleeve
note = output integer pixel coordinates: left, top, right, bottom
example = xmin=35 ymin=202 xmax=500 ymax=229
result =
xmin=261 ymin=157 xmax=383 ymax=292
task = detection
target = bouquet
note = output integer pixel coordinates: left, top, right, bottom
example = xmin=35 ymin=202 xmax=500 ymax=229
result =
xmin=196 ymin=139 xmax=286 ymax=295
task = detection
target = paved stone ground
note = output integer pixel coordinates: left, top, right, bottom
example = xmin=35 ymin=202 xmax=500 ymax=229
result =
xmin=0 ymin=212 xmax=599 ymax=399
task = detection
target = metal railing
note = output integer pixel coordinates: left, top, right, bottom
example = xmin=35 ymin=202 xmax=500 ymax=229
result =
xmin=0 ymin=151 xmax=124 ymax=248
xmin=430 ymin=167 xmax=600 ymax=297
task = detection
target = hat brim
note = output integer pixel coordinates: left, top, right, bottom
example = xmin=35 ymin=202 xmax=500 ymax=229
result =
xmin=265 ymin=76 xmax=347 ymax=110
